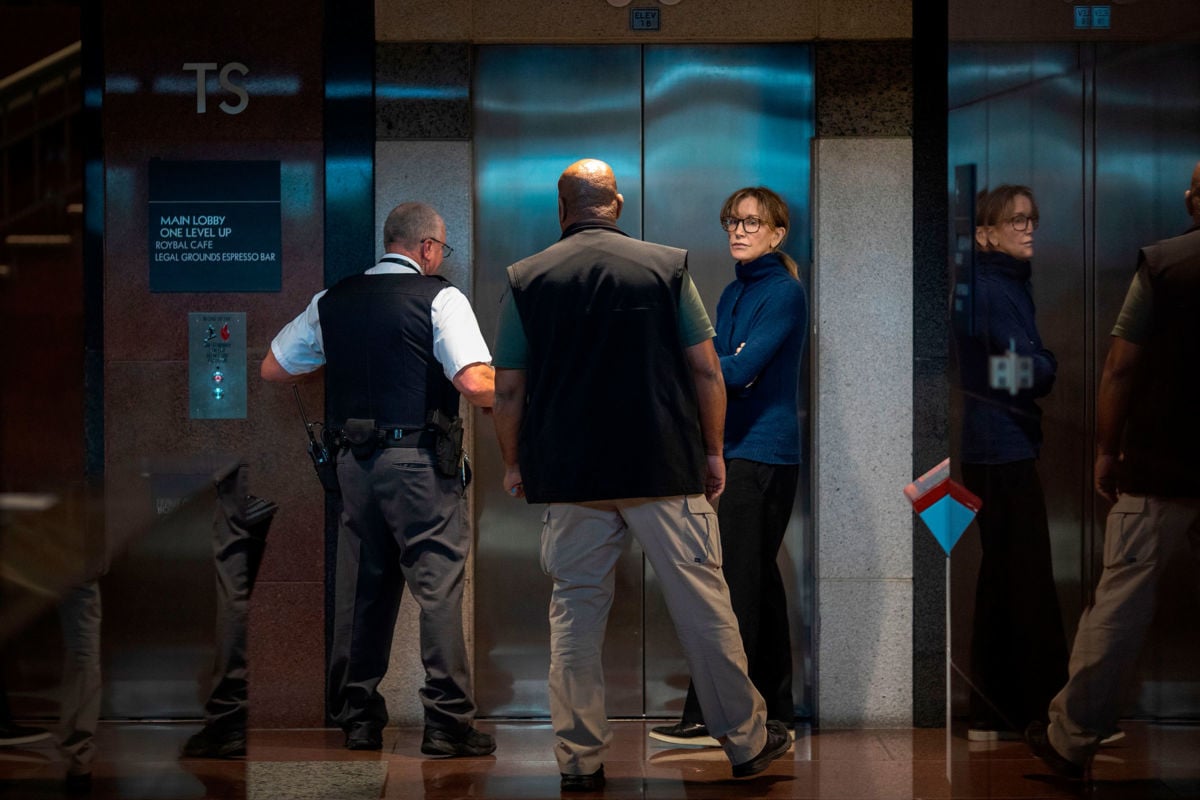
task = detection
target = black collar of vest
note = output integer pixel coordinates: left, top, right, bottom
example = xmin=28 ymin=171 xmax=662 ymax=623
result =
xmin=378 ymin=254 xmax=422 ymax=272
xmin=559 ymin=219 xmax=629 ymax=241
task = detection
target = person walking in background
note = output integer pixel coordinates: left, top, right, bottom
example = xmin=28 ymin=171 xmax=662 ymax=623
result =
xmin=1027 ymin=163 xmax=1200 ymax=780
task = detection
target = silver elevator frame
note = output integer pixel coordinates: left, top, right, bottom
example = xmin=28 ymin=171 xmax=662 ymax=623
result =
xmin=471 ymin=44 xmax=815 ymax=718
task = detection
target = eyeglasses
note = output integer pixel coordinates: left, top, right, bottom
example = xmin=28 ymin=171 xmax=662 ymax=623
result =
xmin=721 ymin=216 xmax=765 ymax=234
xmin=423 ymin=237 xmax=454 ymax=258
xmin=1005 ymin=214 xmax=1039 ymax=233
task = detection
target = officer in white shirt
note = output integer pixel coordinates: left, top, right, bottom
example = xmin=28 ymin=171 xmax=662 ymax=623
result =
xmin=262 ymin=202 xmax=496 ymax=757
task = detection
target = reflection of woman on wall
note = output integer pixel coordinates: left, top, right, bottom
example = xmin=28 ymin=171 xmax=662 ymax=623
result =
xmin=650 ymin=186 xmax=807 ymax=745
xmin=957 ymin=185 xmax=1067 ymax=740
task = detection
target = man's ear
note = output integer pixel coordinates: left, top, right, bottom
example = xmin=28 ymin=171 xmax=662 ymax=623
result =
xmin=558 ymin=196 xmax=567 ymax=225
xmin=614 ymin=193 xmax=624 ymax=220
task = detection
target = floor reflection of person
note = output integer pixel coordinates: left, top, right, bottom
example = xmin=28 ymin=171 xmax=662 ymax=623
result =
xmin=1027 ymin=163 xmax=1200 ymax=780
xmin=650 ymin=187 xmax=807 ymax=747
xmin=955 ymin=185 xmax=1068 ymax=741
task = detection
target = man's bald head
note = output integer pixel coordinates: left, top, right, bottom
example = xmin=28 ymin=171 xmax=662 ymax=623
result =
xmin=557 ymin=159 xmax=623 ymax=228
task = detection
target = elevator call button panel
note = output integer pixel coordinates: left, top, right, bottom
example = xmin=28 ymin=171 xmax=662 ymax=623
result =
xmin=188 ymin=312 xmax=247 ymax=419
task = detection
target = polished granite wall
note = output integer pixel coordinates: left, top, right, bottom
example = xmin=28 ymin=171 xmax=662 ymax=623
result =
xmin=102 ymin=0 xmax=327 ymax=726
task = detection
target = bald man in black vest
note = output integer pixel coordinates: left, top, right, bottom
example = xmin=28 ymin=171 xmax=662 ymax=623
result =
xmin=491 ymin=159 xmax=791 ymax=791
xmin=1027 ymin=162 xmax=1200 ymax=780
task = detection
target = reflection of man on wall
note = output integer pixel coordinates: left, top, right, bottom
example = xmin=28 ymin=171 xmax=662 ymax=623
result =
xmin=1027 ymin=163 xmax=1200 ymax=779
xmin=491 ymin=159 xmax=791 ymax=792
xmin=262 ymin=202 xmax=496 ymax=756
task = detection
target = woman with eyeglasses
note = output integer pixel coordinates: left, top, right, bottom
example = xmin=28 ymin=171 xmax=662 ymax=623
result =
xmin=650 ymin=186 xmax=807 ymax=746
xmin=957 ymin=184 xmax=1068 ymax=742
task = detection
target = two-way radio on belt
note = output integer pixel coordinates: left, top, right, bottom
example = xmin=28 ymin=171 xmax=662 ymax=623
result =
xmin=293 ymin=385 xmax=340 ymax=493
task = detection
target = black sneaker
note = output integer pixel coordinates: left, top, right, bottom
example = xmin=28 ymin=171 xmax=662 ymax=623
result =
xmin=180 ymin=726 xmax=246 ymax=759
xmin=731 ymin=720 xmax=792 ymax=778
xmin=344 ymin=723 xmax=383 ymax=751
xmin=1024 ymin=721 xmax=1084 ymax=780
xmin=420 ymin=726 xmax=496 ymax=757
xmin=561 ymin=765 xmax=605 ymax=792
xmin=0 ymin=722 xmax=51 ymax=747
xmin=648 ymin=721 xmax=719 ymax=747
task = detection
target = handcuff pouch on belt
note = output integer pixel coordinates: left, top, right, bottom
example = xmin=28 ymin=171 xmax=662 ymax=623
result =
xmin=342 ymin=418 xmax=380 ymax=460
xmin=426 ymin=410 xmax=464 ymax=479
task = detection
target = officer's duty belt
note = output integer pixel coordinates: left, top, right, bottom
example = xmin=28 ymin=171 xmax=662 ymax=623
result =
xmin=332 ymin=426 xmax=439 ymax=450
xmin=375 ymin=427 xmax=439 ymax=449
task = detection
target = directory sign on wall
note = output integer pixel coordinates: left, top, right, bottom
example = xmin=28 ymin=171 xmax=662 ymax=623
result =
xmin=149 ymin=160 xmax=281 ymax=292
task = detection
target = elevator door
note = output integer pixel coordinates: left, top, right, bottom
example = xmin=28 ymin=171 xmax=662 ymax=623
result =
xmin=472 ymin=45 xmax=814 ymax=717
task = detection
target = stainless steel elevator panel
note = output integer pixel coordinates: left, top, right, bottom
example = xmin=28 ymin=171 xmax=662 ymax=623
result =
xmin=473 ymin=46 xmax=644 ymax=716
xmin=473 ymin=45 xmax=815 ymax=718
xmin=641 ymin=44 xmax=814 ymax=717
xmin=1094 ymin=41 xmax=1200 ymax=717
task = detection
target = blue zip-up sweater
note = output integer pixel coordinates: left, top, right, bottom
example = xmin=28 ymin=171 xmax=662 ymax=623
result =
xmin=715 ymin=253 xmax=808 ymax=464
xmin=957 ymin=250 xmax=1057 ymax=464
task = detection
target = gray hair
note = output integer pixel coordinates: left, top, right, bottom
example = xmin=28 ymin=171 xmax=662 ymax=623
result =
xmin=383 ymin=202 xmax=443 ymax=250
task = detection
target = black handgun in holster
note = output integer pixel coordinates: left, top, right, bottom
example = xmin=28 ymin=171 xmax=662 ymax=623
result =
xmin=426 ymin=409 xmax=464 ymax=479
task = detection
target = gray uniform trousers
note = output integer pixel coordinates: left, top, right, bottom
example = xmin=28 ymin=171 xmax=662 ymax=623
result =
xmin=541 ymin=494 xmax=768 ymax=775
xmin=1048 ymin=493 xmax=1200 ymax=764
xmin=328 ymin=446 xmax=476 ymax=734
xmin=201 ymin=463 xmax=273 ymax=734
xmin=57 ymin=580 xmax=101 ymax=777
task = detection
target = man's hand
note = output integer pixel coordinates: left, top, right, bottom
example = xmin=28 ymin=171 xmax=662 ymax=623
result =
xmin=704 ymin=455 xmax=725 ymax=501
xmin=1095 ymin=453 xmax=1119 ymax=504
xmin=504 ymin=465 xmax=525 ymax=499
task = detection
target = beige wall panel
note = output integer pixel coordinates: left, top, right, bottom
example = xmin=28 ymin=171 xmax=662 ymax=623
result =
xmin=376 ymin=0 xmax=474 ymax=42
xmin=380 ymin=0 xmax=824 ymax=43
xmin=950 ymin=0 xmax=1200 ymax=41
xmin=820 ymin=0 xmax=911 ymax=39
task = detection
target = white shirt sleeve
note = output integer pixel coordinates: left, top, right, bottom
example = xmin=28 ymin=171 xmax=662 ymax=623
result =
xmin=269 ymin=289 xmax=328 ymax=375
xmin=431 ymin=286 xmax=492 ymax=382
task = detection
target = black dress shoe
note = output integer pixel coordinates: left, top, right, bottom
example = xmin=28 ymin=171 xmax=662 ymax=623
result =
xmin=1024 ymin=721 xmax=1084 ymax=780
xmin=732 ymin=720 xmax=792 ymax=778
xmin=561 ymin=765 xmax=605 ymax=792
xmin=64 ymin=771 xmax=92 ymax=795
xmin=180 ymin=726 xmax=246 ymax=759
xmin=420 ymin=726 xmax=496 ymax=757
xmin=647 ymin=721 xmax=719 ymax=747
xmin=345 ymin=723 xmax=383 ymax=751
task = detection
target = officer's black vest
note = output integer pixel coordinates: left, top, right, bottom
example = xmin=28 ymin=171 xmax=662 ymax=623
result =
xmin=1119 ymin=228 xmax=1200 ymax=497
xmin=508 ymin=224 xmax=706 ymax=503
xmin=318 ymin=269 xmax=459 ymax=429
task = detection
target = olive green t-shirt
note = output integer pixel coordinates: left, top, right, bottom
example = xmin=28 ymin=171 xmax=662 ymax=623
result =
xmin=1111 ymin=268 xmax=1152 ymax=344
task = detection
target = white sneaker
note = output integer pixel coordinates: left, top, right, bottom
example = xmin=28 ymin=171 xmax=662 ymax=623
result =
xmin=967 ymin=728 xmax=1021 ymax=742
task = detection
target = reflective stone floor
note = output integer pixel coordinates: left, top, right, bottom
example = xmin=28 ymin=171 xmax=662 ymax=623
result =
xmin=1 ymin=720 xmax=1198 ymax=799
